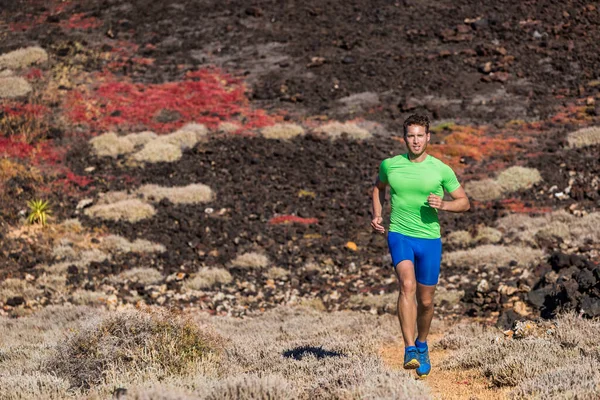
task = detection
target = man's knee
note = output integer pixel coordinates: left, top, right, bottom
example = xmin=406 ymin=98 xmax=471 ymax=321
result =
xmin=418 ymin=297 xmax=434 ymax=311
xmin=398 ymin=279 xmax=417 ymax=296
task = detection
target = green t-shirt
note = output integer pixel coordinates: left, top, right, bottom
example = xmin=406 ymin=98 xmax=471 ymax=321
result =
xmin=378 ymin=154 xmax=461 ymax=239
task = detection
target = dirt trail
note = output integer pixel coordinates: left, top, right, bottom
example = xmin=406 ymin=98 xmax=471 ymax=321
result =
xmin=380 ymin=334 xmax=509 ymax=400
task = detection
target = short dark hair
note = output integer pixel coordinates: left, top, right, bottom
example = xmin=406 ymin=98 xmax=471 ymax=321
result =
xmin=403 ymin=114 xmax=430 ymax=136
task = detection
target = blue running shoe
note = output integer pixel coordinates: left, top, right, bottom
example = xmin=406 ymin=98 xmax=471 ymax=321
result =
xmin=416 ymin=346 xmax=431 ymax=377
xmin=403 ymin=346 xmax=420 ymax=369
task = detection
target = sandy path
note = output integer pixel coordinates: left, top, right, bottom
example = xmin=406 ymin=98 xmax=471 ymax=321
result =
xmin=380 ymin=334 xmax=510 ymax=400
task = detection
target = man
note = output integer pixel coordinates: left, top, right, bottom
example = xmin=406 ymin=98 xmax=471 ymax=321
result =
xmin=371 ymin=114 xmax=470 ymax=378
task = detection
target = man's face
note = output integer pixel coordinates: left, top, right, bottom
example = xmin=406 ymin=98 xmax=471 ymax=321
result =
xmin=404 ymin=124 xmax=430 ymax=157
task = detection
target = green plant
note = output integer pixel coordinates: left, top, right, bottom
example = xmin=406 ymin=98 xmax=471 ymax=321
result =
xmin=27 ymin=199 xmax=51 ymax=226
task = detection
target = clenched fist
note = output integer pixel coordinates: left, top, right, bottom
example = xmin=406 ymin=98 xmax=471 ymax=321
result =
xmin=371 ymin=216 xmax=385 ymax=234
xmin=427 ymin=192 xmax=445 ymax=210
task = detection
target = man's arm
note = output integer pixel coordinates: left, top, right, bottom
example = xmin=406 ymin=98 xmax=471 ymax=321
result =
xmin=427 ymin=186 xmax=470 ymax=212
xmin=371 ymin=177 xmax=387 ymax=233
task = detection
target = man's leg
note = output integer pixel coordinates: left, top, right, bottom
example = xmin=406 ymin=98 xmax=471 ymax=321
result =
xmin=394 ymin=260 xmax=418 ymax=347
xmin=416 ymin=283 xmax=436 ymax=342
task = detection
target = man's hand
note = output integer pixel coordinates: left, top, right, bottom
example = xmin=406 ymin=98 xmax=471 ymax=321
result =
xmin=427 ymin=192 xmax=444 ymax=210
xmin=371 ymin=216 xmax=385 ymax=234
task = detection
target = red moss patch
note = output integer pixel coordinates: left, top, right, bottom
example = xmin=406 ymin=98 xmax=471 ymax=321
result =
xmin=64 ymin=68 xmax=279 ymax=133
xmin=268 ymin=215 xmax=319 ymax=225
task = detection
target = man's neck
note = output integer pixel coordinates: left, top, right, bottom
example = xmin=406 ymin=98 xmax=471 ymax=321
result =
xmin=407 ymin=152 xmax=428 ymax=163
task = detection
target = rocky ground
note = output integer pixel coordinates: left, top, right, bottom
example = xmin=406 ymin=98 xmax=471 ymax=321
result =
xmin=0 ymin=0 xmax=599 ymax=326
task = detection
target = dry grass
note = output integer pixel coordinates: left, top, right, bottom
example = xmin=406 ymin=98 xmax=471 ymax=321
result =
xmin=567 ymin=126 xmax=600 ymax=148
xmin=137 ymin=183 xmax=215 ymax=204
xmin=47 ymin=307 xmax=221 ymax=389
xmin=101 ymin=234 xmax=166 ymax=254
xmin=114 ymin=268 xmax=163 ymax=285
xmin=205 ymin=374 xmax=296 ymax=400
xmin=89 ymin=132 xmax=135 ymax=157
xmin=439 ymin=313 xmax=600 ymax=398
xmin=464 ymin=178 xmax=504 ymax=201
xmin=184 ymin=268 xmax=233 ymax=290
xmin=0 ymin=46 xmax=48 ymax=69
xmin=316 ymin=121 xmax=372 ymax=140
xmin=84 ymin=199 xmax=156 ymax=223
xmin=0 ymin=278 xmax=43 ymax=303
xmin=0 ymin=69 xmax=13 ymax=77
xmin=495 ymin=166 xmax=542 ymax=193
xmin=443 ymin=245 xmax=544 ymax=270
xmin=261 ymin=123 xmax=305 ymax=140
xmin=218 ymin=121 xmax=241 ymax=133
xmin=0 ymin=76 xmax=33 ymax=98
xmin=473 ymin=226 xmax=503 ymax=244
xmin=445 ymin=230 xmax=473 ymax=247
xmin=131 ymin=140 xmax=183 ymax=163
xmin=230 ymin=252 xmax=270 ymax=269
xmin=265 ymin=266 xmax=290 ymax=280
xmin=348 ymin=293 xmax=397 ymax=312
xmin=69 ymin=289 xmax=111 ymax=306
xmin=496 ymin=210 xmax=600 ymax=246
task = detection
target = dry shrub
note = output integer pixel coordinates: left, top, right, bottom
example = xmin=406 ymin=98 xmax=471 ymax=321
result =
xmin=297 ymin=297 xmax=327 ymax=312
xmin=48 ymin=307 xmax=221 ymax=389
xmin=51 ymin=244 xmax=77 ymax=261
xmin=0 ymin=46 xmax=48 ymax=69
xmin=115 ymin=268 xmax=163 ymax=285
xmin=265 ymin=266 xmax=289 ymax=280
xmin=435 ymin=323 xmax=496 ymax=351
xmin=101 ymin=234 xmax=165 ymax=254
xmin=348 ymin=293 xmax=396 ymax=311
xmin=96 ymin=190 xmax=133 ymax=205
xmin=89 ymin=132 xmax=135 ymax=157
xmin=184 ymin=268 xmax=233 ymax=290
xmin=112 ymin=383 xmax=197 ymax=400
xmin=552 ymin=312 xmax=600 ymax=353
xmin=474 ymin=226 xmax=503 ymax=244
xmin=75 ymin=249 xmax=109 ymax=267
xmin=124 ymin=131 xmax=158 ymax=146
xmin=137 ymin=183 xmax=214 ymax=204
xmin=218 ymin=121 xmax=241 ymax=133
xmin=497 ymin=211 xmax=600 ymax=246
xmin=37 ymin=274 xmax=67 ymax=296
xmin=0 ymin=76 xmax=33 ymax=98
xmin=316 ymin=121 xmax=372 ymax=140
xmin=443 ymin=245 xmax=544 ymax=270
xmin=567 ymin=126 xmax=600 ymax=148
xmin=0 ymin=278 xmax=43 ymax=303
xmin=464 ymin=178 xmax=504 ymax=201
xmin=230 ymin=252 xmax=270 ymax=269
xmin=496 ymin=166 xmax=542 ymax=193
xmin=261 ymin=123 xmax=305 ymax=140
xmin=207 ymin=306 xmax=427 ymax=398
xmin=445 ymin=230 xmax=473 ymax=247
xmin=0 ymin=69 xmax=13 ymax=77
xmin=434 ymin=287 xmax=464 ymax=307
xmin=132 ymin=140 xmax=183 ymax=163
xmin=0 ymin=372 xmax=71 ymax=400
xmin=69 ymin=289 xmax=109 ymax=306
xmin=510 ymin=357 xmax=600 ymax=399
xmin=205 ymin=374 xmax=297 ymax=400
xmin=84 ymin=199 xmax=156 ymax=223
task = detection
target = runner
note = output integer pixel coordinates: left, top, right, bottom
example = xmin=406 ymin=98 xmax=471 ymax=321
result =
xmin=371 ymin=114 xmax=470 ymax=378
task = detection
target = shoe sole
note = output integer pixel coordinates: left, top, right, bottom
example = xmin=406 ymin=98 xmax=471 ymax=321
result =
xmin=403 ymin=359 xmax=420 ymax=369
xmin=416 ymin=373 xmax=429 ymax=379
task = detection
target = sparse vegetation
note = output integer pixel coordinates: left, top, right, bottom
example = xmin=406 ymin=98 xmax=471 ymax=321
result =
xmin=0 ymin=46 xmax=48 ymax=70
xmin=261 ymin=123 xmax=305 ymax=140
xmin=89 ymin=132 xmax=135 ymax=157
xmin=464 ymin=178 xmax=504 ymax=201
xmin=137 ymin=183 xmax=214 ymax=204
xmin=131 ymin=140 xmax=183 ymax=163
xmin=496 ymin=166 xmax=542 ymax=193
xmin=48 ymin=307 xmax=221 ymax=389
xmin=184 ymin=268 xmax=233 ymax=290
xmin=230 ymin=252 xmax=270 ymax=269
xmin=101 ymin=234 xmax=166 ymax=254
xmin=316 ymin=121 xmax=372 ymax=140
xmin=443 ymin=245 xmax=544 ymax=269
xmin=439 ymin=313 xmax=600 ymax=398
xmin=567 ymin=126 xmax=600 ymax=148
xmin=84 ymin=199 xmax=156 ymax=222
xmin=265 ymin=266 xmax=290 ymax=280
xmin=348 ymin=293 xmax=397 ymax=312
xmin=115 ymin=268 xmax=163 ymax=285
xmin=0 ymin=76 xmax=33 ymax=98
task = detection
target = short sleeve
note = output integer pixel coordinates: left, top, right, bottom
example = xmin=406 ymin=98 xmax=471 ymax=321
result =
xmin=441 ymin=165 xmax=460 ymax=193
xmin=378 ymin=159 xmax=389 ymax=184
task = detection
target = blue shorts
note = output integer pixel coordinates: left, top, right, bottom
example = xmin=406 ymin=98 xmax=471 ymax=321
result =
xmin=387 ymin=231 xmax=442 ymax=286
